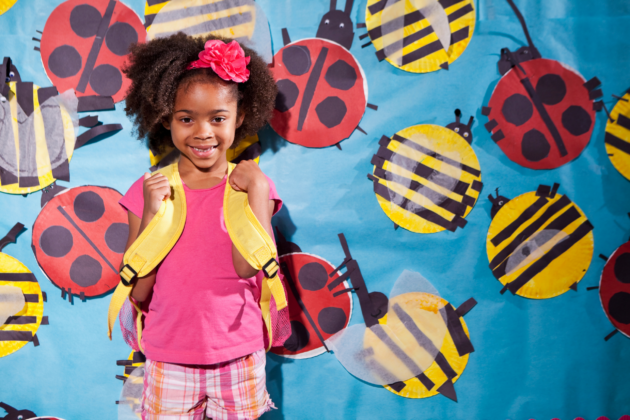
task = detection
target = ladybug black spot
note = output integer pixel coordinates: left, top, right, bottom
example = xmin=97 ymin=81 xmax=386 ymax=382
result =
xmin=316 ymin=96 xmax=347 ymax=128
xmin=106 ymin=22 xmax=138 ymax=57
xmin=614 ymin=253 xmax=630 ymax=284
xmin=535 ymin=74 xmax=566 ymax=106
xmin=105 ymin=222 xmax=129 ymax=254
xmin=74 ymin=191 xmax=105 ymax=222
xmin=502 ymin=94 xmax=533 ymax=126
xmin=40 ymin=225 xmax=73 ymax=258
xmin=90 ymin=64 xmax=123 ymax=97
xmin=298 ymin=262 xmax=328 ymax=291
xmin=325 ymin=60 xmax=356 ymax=91
xmin=282 ymin=45 xmax=312 ymax=76
xmin=562 ymin=105 xmax=591 ymax=136
xmin=48 ymin=45 xmax=82 ymax=78
xmin=275 ymin=79 xmax=299 ymax=112
xmin=521 ymin=128 xmax=550 ymax=162
xmin=609 ymin=292 xmax=630 ymax=324
xmin=69 ymin=254 xmax=102 ymax=287
xmin=283 ymin=320 xmax=309 ymax=352
xmin=70 ymin=4 xmax=102 ymax=38
xmin=318 ymin=306 xmax=347 ymax=335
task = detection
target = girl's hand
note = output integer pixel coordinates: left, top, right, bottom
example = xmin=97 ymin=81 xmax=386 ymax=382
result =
xmin=142 ymin=172 xmax=171 ymax=217
xmin=229 ymin=160 xmax=269 ymax=193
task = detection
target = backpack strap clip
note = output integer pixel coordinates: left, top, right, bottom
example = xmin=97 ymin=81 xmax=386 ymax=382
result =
xmin=120 ymin=264 xmax=138 ymax=286
xmin=262 ymin=258 xmax=279 ymax=279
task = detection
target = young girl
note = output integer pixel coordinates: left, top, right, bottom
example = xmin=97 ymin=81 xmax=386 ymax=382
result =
xmin=119 ymin=33 xmax=280 ymax=420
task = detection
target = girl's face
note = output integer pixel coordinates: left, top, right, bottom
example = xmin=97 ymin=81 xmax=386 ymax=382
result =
xmin=164 ymin=80 xmax=243 ymax=171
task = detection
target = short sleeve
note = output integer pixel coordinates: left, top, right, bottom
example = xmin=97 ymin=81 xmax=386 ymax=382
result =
xmin=119 ymin=176 xmax=145 ymax=219
xmin=265 ymin=175 xmax=282 ymax=216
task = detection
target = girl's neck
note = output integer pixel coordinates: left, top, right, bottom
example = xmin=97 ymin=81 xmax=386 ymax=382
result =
xmin=177 ymin=155 xmax=228 ymax=190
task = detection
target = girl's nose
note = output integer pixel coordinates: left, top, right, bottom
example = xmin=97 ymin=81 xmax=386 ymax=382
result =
xmin=194 ymin=121 xmax=214 ymax=140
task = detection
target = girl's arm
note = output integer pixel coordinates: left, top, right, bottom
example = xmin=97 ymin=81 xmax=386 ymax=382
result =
xmin=229 ymin=160 xmax=276 ymax=279
xmin=121 ymin=172 xmax=172 ymax=302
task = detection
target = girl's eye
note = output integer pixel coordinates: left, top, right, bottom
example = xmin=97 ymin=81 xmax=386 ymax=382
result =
xmin=213 ymin=117 xmax=225 ymax=123
xmin=181 ymin=118 xmax=192 ymax=123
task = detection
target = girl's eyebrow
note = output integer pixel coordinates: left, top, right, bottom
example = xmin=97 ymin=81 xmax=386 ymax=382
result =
xmin=173 ymin=109 xmax=231 ymax=114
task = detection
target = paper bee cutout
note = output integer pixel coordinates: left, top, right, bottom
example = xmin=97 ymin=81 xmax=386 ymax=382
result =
xmin=32 ymin=186 xmax=129 ymax=303
xmin=145 ymin=0 xmax=272 ymax=63
xmin=38 ymin=0 xmax=146 ymax=103
xmin=270 ymin=0 xmax=378 ymax=148
xmin=323 ymin=234 xmax=476 ymax=401
xmin=486 ymin=183 xmax=594 ymax=299
xmin=482 ymin=0 xmax=603 ymax=170
xmin=363 ymin=0 xmax=475 ymax=73
xmin=0 ymin=223 xmax=49 ymax=358
xmin=0 ymin=58 xmax=76 ymax=195
xmin=0 ymin=0 xmax=17 ymax=15
xmin=604 ymin=89 xmax=630 ymax=181
xmin=116 ymin=351 xmax=146 ymax=383
xmin=368 ymin=110 xmax=482 ymax=233
xmin=596 ymin=219 xmax=630 ymax=341
xmin=270 ymin=229 xmax=353 ymax=359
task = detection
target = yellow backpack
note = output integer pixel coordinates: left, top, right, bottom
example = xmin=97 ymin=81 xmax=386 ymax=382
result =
xmin=107 ymin=162 xmax=289 ymax=351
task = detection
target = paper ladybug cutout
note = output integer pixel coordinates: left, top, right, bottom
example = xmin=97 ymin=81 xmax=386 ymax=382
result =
xmin=0 ymin=403 xmax=36 ymax=420
xmin=39 ymin=0 xmax=146 ymax=103
xmin=482 ymin=0 xmax=603 ymax=170
xmin=270 ymin=0 xmax=378 ymax=148
xmin=486 ymin=183 xmax=594 ymax=299
xmin=270 ymin=229 xmax=353 ymax=359
xmin=363 ymin=0 xmax=476 ymax=73
xmin=0 ymin=223 xmax=49 ymax=358
xmin=368 ymin=109 xmax=482 ymax=233
xmin=32 ymin=185 xmax=129 ymax=302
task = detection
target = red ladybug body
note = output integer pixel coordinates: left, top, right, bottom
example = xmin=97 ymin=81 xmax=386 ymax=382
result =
xmin=40 ymin=0 xmax=145 ymax=102
xmin=32 ymin=186 xmax=128 ymax=300
xmin=270 ymin=38 xmax=367 ymax=148
xmin=600 ymin=241 xmax=630 ymax=338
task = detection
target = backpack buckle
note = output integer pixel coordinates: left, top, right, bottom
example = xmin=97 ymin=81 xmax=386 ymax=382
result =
xmin=262 ymin=258 xmax=279 ymax=278
xmin=120 ymin=264 xmax=138 ymax=286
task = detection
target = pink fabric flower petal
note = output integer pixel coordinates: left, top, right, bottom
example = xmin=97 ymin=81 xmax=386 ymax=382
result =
xmin=186 ymin=39 xmax=250 ymax=82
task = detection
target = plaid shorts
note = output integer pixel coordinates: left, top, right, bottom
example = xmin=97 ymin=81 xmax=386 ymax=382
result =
xmin=142 ymin=349 xmax=275 ymax=420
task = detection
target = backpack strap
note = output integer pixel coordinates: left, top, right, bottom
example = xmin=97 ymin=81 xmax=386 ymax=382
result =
xmin=107 ymin=163 xmax=186 ymax=340
xmin=224 ymin=162 xmax=288 ymax=350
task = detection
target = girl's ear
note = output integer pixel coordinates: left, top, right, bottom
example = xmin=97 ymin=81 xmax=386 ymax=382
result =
xmin=162 ymin=117 xmax=172 ymax=131
xmin=236 ymin=111 xmax=245 ymax=129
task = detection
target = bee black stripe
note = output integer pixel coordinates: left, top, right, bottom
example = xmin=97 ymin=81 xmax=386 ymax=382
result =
xmin=388 ymin=134 xmax=482 ymax=177
xmin=442 ymin=303 xmax=474 ymax=357
xmin=0 ymin=273 xmax=37 ymax=282
xmin=356 ymin=347 xmax=399 ymax=384
xmin=605 ymin=132 xmax=630 ymax=155
xmin=450 ymin=26 xmax=470 ymax=44
xmin=154 ymin=12 xmax=252 ymax=38
xmin=374 ymin=148 xmax=470 ymax=194
xmin=417 ymin=372 xmax=435 ymax=390
xmin=373 ymin=182 xmax=466 ymax=231
xmin=372 ymin=168 xmax=468 ymax=216
xmin=23 ymin=294 xmax=39 ymax=303
xmin=375 ymin=26 xmax=434 ymax=61
xmin=230 ymin=141 xmax=261 ymax=164
xmin=0 ymin=331 xmax=33 ymax=341
xmin=280 ymin=262 xmax=329 ymax=352
xmin=40 ymin=96 xmax=70 ymax=182
xmin=489 ymin=195 xmax=572 ymax=270
xmin=368 ymin=10 xmax=423 ymax=40
xmin=56 ymin=206 xmax=118 ymax=274
xmin=448 ymin=3 xmax=474 ymax=22
xmin=297 ymin=47 xmax=328 ymax=132
xmin=402 ymin=40 xmax=443 ymax=66
xmin=146 ymin=0 xmax=165 ymax=6
xmin=506 ymin=220 xmax=594 ymax=294
xmin=491 ymin=197 xmax=549 ymax=246
xmin=616 ymin=114 xmax=630 ymax=131
xmin=434 ymin=352 xmax=458 ymax=379
xmin=371 ymin=324 xmax=424 ymax=375
xmin=439 ymin=0 xmax=466 ymax=9
xmin=493 ymin=206 xmax=583 ymax=280
xmin=391 ymin=303 xmax=439 ymax=354
xmin=4 ymin=316 xmax=37 ymax=325
xmin=151 ymin=0 xmax=251 ymax=23
xmin=144 ymin=14 xmax=157 ymax=28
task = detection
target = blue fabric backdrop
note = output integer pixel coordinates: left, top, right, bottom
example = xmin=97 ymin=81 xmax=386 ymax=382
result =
xmin=0 ymin=0 xmax=629 ymax=419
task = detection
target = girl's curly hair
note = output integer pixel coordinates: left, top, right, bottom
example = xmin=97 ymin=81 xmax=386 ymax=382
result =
xmin=123 ymin=33 xmax=277 ymax=153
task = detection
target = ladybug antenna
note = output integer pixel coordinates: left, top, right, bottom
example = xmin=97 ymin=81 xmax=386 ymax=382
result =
xmin=506 ymin=0 xmax=537 ymax=51
xmin=467 ymin=115 xmax=474 ymax=128
xmin=344 ymin=0 xmax=354 ymax=14
xmin=0 ymin=402 xmax=18 ymax=414
xmin=454 ymin=108 xmax=461 ymax=124
xmin=495 ymin=187 xmax=500 ymax=198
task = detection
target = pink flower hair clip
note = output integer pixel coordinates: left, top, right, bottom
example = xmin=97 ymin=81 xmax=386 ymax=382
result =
xmin=186 ymin=39 xmax=251 ymax=83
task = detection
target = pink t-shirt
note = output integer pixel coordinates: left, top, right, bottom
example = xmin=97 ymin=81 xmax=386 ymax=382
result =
xmin=119 ymin=173 xmax=282 ymax=365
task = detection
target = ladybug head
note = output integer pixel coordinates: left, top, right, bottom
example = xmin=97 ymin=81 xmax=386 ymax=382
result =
xmin=1 ymin=57 xmax=21 ymax=84
xmin=316 ymin=0 xmax=354 ymax=50
xmin=488 ymin=188 xmax=511 ymax=219
xmin=446 ymin=109 xmax=474 ymax=144
xmin=497 ymin=0 xmax=542 ymax=76
xmin=0 ymin=403 xmax=36 ymax=420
